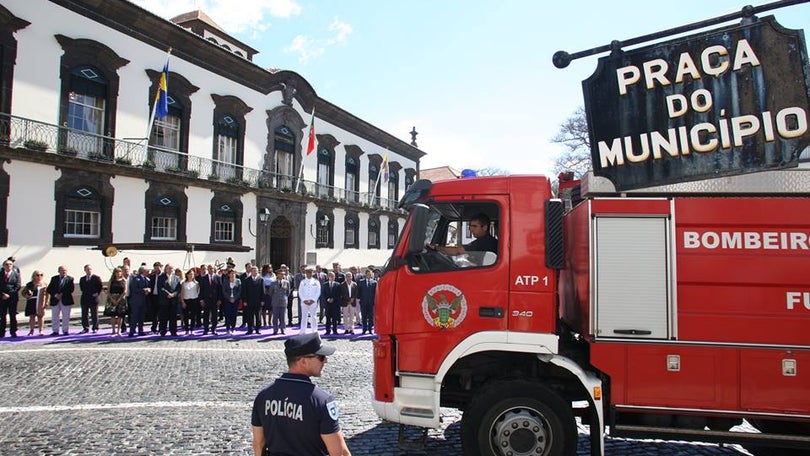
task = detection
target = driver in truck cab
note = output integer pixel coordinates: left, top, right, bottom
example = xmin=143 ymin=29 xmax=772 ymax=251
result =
xmin=429 ymin=213 xmax=498 ymax=255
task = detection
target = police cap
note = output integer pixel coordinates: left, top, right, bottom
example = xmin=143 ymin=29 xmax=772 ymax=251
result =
xmin=284 ymin=333 xmax=336 ymax=358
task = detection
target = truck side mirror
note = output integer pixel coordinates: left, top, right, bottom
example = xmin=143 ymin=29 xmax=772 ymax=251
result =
xmin=407 ymin=203 xmax=430 ymax=255
xmin=545 ymin=199 xmax=565 ymax=269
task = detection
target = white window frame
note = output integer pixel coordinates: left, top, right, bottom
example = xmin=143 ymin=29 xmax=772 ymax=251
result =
xmin=151 ymin=216 xmax=177 ymax=240
xmin=214 ymin=220 xmax=235 ymax=242
xmin=64 ymin=209 xmax=100 ymax=238
xmin=67 ymin=92 xmax=104 ymax=134
xmin=151 ymin=115 xmax=181 ymax=151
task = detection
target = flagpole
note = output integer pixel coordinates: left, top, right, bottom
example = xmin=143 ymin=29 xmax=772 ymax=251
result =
xmin=295 ymin=159 xmax=305 ymax=193
xmin=373 ymin=151 xmax=388 ymax=205
xmin=373 ymin=163 xmax=383 ymax=205
xmin=298 ymin=108 xmax=316 ymax=193
xmin=145 ymin=48 xmax=172 ymax=144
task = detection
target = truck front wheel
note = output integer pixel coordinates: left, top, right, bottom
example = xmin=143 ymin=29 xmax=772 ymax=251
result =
xmin=462 ymin=382 xmax=577 ymax=456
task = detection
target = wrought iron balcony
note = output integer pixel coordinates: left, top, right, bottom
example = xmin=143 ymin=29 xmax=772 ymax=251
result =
xmin=0 ymin=113 xmax=402 ymax=212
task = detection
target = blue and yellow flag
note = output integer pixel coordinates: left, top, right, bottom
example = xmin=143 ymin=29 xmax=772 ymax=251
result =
xmin=381 ymin=153 xmax=389 ymax=183
xmin=153 ymin=60 xmax=169 ymax=119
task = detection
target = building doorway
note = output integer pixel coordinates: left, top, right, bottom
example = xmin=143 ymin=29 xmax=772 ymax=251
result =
xmin=269 ymin=216 xmax=291 ymax=267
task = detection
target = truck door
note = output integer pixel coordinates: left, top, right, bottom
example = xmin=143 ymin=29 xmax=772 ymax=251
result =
xmin=593 ymin=216 xmax=671 ymax=339
xmin=393 ymin=198 xmax=509 ymax=374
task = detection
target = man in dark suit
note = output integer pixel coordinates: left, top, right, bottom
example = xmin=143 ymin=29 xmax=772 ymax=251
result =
xmin=79 ymin=264 xmax=103 ymax=334
xmin=198 ymin=263 xmax=221 ymax=335
xmin=128 ymin=266 xmax=150 ymax=337
xmin=358 ymin=269 xmax=377 ymax=335
xmin=339 ymin=272 xmax=358 ymax=335
xmin=46 ymin=265 xmax=75 ymax=336
xmin=332 ymin=263 xmax=345 ymax=284
xmin=320 ymin=272 xmax=341 ymax=336
xmin=158 ymin=264 xmax=180 ymax=336
xmin=147 ymin=262 xmax=164 ymax=333
xmin=239 ymin=262 xmax=253 ymax=329
xmin=242 ymin=265 xmax=264 ymax=335
xmin=0 ymin=259 xmax=21 ymax=338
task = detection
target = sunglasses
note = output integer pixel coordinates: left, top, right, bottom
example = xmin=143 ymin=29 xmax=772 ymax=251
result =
xmin=303 ymin=354 xmax=326 ymax=362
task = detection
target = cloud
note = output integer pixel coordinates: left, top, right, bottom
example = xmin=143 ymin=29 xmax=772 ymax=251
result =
xmin=326 ymin=18 xmax=353 ymax=45
xmin=284 ymin=35 xmax=325 ymax=63
xmin=132 ymin=0 xmax=301 ymax=34
xmin=287 ymin=17 xmax=353 ymax=63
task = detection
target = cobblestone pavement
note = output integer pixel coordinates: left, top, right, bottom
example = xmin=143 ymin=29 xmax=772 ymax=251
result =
xmin=0 ymin=323 xmax=755 ymax=455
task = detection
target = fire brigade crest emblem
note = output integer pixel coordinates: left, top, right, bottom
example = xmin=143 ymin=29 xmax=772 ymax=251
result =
xmin=422 ymin=284 xmax=467 ymax=329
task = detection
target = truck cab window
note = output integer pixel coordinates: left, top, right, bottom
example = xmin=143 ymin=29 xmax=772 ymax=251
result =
xmin=408 ymin=202 xmax=499 ymax=273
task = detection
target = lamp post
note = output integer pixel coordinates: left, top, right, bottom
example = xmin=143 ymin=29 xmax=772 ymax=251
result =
xmin=248 ymin=207 xmax=270 ymax=237
xmin=310 ymin=214 xmax=330 ymax=240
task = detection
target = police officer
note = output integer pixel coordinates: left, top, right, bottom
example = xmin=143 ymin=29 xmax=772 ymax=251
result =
xmin=251 ymin=333 xmax=351 ymax=456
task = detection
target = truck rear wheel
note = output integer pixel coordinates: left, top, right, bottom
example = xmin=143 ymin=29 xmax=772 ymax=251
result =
xmin=461 ymin=382 xmax=576 ymax=456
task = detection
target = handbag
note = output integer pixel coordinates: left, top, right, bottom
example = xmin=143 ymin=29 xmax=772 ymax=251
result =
xmin=103 ymin=295 xmax=117 ymax=316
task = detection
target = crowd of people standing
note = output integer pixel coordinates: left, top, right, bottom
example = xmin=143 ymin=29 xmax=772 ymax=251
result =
xmin=0 ymin=256 xmax=379 ymax=340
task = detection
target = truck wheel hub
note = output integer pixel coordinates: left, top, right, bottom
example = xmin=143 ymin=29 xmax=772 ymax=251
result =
xmin=490 ymin=407 xmax=549 ymax=455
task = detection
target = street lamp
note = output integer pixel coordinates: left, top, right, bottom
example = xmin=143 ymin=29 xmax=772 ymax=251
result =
xmin=311 ymin=214 xmax=330 ymax=239
xmin=248 ymin=207 xmax=270 ymax=237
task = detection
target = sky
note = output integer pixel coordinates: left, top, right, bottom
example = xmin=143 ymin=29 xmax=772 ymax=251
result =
xmin=132 ymin=0 xmax=810 ymax=177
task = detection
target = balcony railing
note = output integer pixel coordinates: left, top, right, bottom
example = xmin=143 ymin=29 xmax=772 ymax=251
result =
xmin=0 ymin=113 xmax=401 ymax=211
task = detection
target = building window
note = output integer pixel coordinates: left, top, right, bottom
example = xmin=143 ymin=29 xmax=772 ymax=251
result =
xmin=146 ymin=69 xmax=198 ymax=171
xmin=214 ymin=220 xmax=234 ymax=242
xmin=388 ymin=219 xmax=399 ymax=249
xmin=215 ymin=114 xmax=240 ymax=180
xmin=53 ymin=172 xmax=113 ymax=247
xmin=369 ymin=163 xmax=379 ymax=204
xmin=317 ymin=148 xmax=333 ymax=197
xmin=152 ymin=216 xmax=177 ymax=240
xmin=368 ymin=217 xmax=380 ymax=249
xmin=64 ymin=209 xmax=100 ymax=238
xmin=274 ymin=125 xmax=295 ymax=190
xmin=56 ymin=35 xmax=128 ymax=159
xmin=388 ymin=171 xmax=399 ymax=208
xmin=344 ymin=212 xmax=359 ymax=249
xmin=344 ymin=157 xmax=358 ymax=203
xmin=63 ymin=186 xmax=102 ymax=240
xmin=315 ymin=210 xmax=331 ymax=248
xmin=211 ymin=94 xmax=251 ymax=182
xmin=209 ymin=193 xmax=242 ymax=245
xmin=146 ymin=190 xmax=185 ymax=243
xmin=143 ymin=183 xmax=186 ymax=244
xmin=152 ymin=114 xmax=181 ymax=151
xmin=66 ymin=66 xmax=106 ymax=154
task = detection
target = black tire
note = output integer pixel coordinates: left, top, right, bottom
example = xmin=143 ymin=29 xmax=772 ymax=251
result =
xmin=461 ymin=381 xmax=577 ymax=456
xmin=746 ymin=420 xmax=810 ymax=456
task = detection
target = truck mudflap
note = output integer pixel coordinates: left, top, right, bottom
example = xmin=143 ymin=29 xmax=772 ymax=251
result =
xmin=539 ymin=353 xmax=606 ymax=456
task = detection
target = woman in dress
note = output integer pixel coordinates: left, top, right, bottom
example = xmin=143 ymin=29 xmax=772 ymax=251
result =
xmin=260 ymin=264 xmax=274 ymax=328
xmin=220 ymin=269 xmax=241 ymax=335
xmin=180 ymin=269 xmax=200 ymax=335
xmin=270 ymin=270 xmax=290 ymax=335
xmin=106 ymin=267 xmax=127 ymax=337
xmin=22 ymin=270 xmax=47 ymax=336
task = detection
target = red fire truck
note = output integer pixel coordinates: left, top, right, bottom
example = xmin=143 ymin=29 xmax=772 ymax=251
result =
xmin=371 ymin=170 xmax=810 ymax=455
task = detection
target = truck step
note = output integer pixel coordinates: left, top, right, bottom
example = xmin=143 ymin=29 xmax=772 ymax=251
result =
xmin=613 ymin=424 xmax=810 ymax=449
